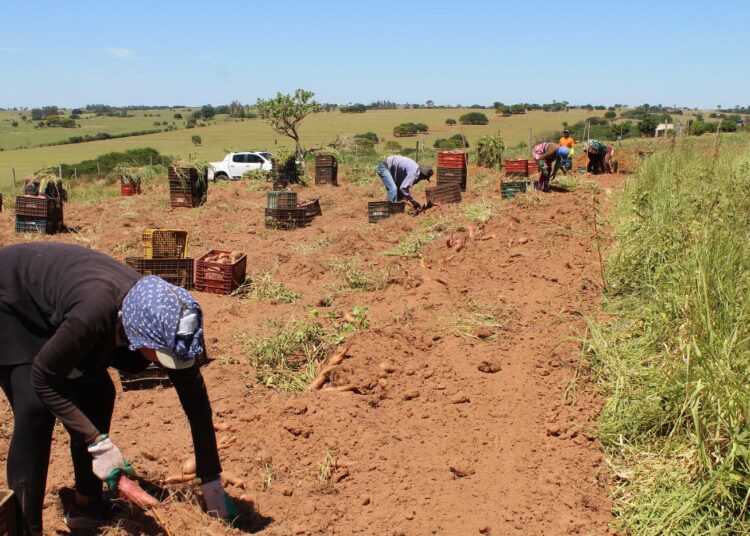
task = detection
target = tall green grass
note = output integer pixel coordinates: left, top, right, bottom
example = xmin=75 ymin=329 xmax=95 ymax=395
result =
xmin=586 ymin=139 xmax=750 ymax=534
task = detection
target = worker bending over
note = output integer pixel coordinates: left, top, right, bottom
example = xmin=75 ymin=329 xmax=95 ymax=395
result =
xmin=376 ymin=155 xmax=433 ymax=210
xmin=531 ymin=142 xmax=570 ymax=191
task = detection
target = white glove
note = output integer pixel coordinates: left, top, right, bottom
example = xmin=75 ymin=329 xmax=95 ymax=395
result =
xmin=200 ymin=479 xmax=229 ymax=518
xmin=87 ymin=435 xmax=133 ymax=485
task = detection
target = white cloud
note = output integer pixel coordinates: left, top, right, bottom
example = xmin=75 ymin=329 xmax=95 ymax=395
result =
xmin=103 ymin=48 xmax=139 ymax=60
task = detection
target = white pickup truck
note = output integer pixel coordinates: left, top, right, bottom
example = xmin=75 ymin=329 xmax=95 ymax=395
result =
xmin=207 ymin=151 xmax=273 ymax=180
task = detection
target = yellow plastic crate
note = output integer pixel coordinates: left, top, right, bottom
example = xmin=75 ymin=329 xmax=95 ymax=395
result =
xmin=142 ymin=229 xmax=189 ymax=259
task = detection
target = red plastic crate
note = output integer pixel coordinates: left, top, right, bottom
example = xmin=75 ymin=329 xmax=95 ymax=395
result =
xmin=195 ymin=250 xmax=247 ymax=295
xmin=437 ymin=151 xmax=468 ymax=169
xmin=121 ymin=183 xmax=141 ymax=196
xmin=15 ymin=196 xmax=61 ymax=218
xmin=503 ymin=159 xmax=529 ymax=173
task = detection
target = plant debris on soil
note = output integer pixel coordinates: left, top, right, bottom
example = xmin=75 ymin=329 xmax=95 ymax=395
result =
xmin=0 ymin=157 xmax=628 ymax=535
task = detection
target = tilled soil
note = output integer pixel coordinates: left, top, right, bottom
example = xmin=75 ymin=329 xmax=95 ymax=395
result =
xmin=0 ymin=160 xmax=626 ymax=535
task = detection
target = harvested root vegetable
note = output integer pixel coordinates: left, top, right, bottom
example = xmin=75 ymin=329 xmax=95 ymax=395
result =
xmin=468 ymin=226 xmax=476 ymax=239
xmin=118 ymin=476 xmax=160 ymax=507
xmin=218 ymin=435 xmax=237 ymax=449
xmin=379 ymin=362 xmax=398 ymax=373
xmin=452 ymin=236 xmax=467 ymax=253
xmin=182 ymin=457 xmax=196 ymax=475
xmin=222 ymin=472 xmax=244 ymax=488
xmin=480 ymin=234 xmax=496 ymax=241
xmin=327 ymin=344 xmax=350 ymax=367
xmin=164 ymin=474 xmax=195 ymax=484
xmin=308 ymin=365 xmax=338 ymax=391
xmin=213 ymin=422 xmax=231 ymax=432
xmin=230 ymin=251 xmax=244 ymax=262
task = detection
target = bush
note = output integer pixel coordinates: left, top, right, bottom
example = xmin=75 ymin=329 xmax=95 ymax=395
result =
xmin=173 ymin=113 xmax=183 ymax=119
xmin=393 ymin=122 xmax=429 ymax=137
xmin=459 ymin=112 xmax=489 ymax=125
xmin=383 ymin=141 xmax=402 ymax=153
xmin=59 ymin=148 xmax=163 ymax=178
xmin=476 ymin=132 xmax=505 ymax=169
xmin=45 ymin=115 xmax=77 ymax=128
xmin=191 ymin=135 xmax=202 ymax=146
xmin=638 ymin=117 xmax=659 ymax=136
xmin=354 ymin=132 xmax=379 ymax=147
xmin=604 ymin=110 xmax=617 ymax=120
xmin=340 ymin=103 xmax=366 ymax=113
xmin=445 ymin=118 xmax=456 ymax=125
xmin=433 ymin=134 xmax=468 ymax=149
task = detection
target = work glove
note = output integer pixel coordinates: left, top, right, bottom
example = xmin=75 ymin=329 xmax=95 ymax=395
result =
xmin=87 ymin=434 xmax=135 ymax=490
xmin=200 ymin=478 xmax=242 ymax=525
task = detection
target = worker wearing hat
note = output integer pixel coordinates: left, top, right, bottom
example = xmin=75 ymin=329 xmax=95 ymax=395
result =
xmin=376 ymin=155 xmax=433 ymax=210
xmin=0 ymin=243 xmax=239 ymax=534
xmin=559 ymin=129 xmax=575 ymax=172
xmin=531 ymin=142 xmax=570 ymax=191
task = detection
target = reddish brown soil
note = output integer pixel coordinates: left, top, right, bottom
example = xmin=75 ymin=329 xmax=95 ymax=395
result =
xmin=0 ymin=158 xmax=627 ymax=535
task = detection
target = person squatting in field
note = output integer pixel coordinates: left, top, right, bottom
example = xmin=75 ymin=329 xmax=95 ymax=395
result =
xmin=0 ymin=243 xmax=240 ymax=534
xmin=584 ymin=139 xmax=612 ymax=174
xmin=558 ymin=129 xmax=575 ymax=172
xmin=531 ymin=142 xmax=570 ymax=191
xmin=375 ymin=155 xmax=433 ymax=210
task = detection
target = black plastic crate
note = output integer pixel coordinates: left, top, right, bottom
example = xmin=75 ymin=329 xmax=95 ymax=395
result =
xmin=500 ymin=180 xmax=529 ymax=199
xmin=15 ymin=215 xmax=62 ymax=234
xmin=125 ymin=257 xmax=194 ymax=289
xmin=264 ymin=208 xmax=313 ymax=230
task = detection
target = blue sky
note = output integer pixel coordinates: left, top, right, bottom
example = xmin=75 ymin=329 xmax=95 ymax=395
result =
xmin=1 ymin=0 xmax=748 ymax=109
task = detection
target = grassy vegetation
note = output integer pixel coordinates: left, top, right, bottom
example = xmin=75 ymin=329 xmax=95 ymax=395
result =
xmin=463 ymin=198 xmax=497 ymax=223
xmin=585 ymin=140 xmax=750 ymax=534
xmin=241 ymin=308 xmax=368 ymax=391
xmin=232 ymin=273 xmax=302 ymax=303
xmin=382 ymin=216 xmax=447 ymax=257
xmin=328 ymin=258 xmax=390 ymax=292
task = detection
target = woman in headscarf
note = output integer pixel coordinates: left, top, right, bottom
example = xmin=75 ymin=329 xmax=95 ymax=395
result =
xmin=584 ymin=139 xmax=609 ymax=174
xmin=531 ymin=142 xmax=570 ymax=191
xmin=0 ymin=242 xmax=238 ymax=534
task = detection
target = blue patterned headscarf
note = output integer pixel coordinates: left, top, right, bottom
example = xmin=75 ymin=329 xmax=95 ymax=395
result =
xmin=121 ymin=276 xmax=205 ymax=361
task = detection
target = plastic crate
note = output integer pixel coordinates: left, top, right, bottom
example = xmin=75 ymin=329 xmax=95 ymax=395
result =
xmin=264 ymin=208 xmax=312 ymax=229
xmin=503 ymin=159 xmax=530 ymax=176
xmin=425 ymin=183 xmax=462 ymax=205
xmin=170 ymin=192 xmax=205 ymax=208
xmin=437 ymin=151 xmax=468 ymax=169
xmin=142 ymin=229 xmax=189 ymax=259
xmin=436 ymin=168 xmax=467 ymax=192
xmin=315 ymin=154 xmax=337 ymax=167
xmin=15 ymin=196 xmax=61 ymax=218
xmin=315 ymin=166 xmax=338 ymax=186
xmin=195 ymin=250 xmax=247 ymax=295
xmin=125 ymin=257 xmax=194 ymax=289
xmin=267 ymin=191 xmax=298 ymax=210
xmin=15 ymin=215 xmax=62 ymax=234
xmin=119 ymin=364 xmax=171 ymax=391
xmin=389 ymin=201 xmax=406 ymax=214
xmin=121 ymin=183 xmax=141 ymax=196
xmin=368 ymin=201 xmax=391 ymax=224
xmin=298 ymin=198 xmax=322 ymax=218
xmin=0 ymin=489 xmax=21 ymax=535
xmin=500 ymin=180 xmax=529 ymax=199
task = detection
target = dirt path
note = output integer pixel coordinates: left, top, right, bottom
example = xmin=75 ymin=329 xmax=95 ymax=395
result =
xmin=0 ymin=166 xmax=624 ymax=535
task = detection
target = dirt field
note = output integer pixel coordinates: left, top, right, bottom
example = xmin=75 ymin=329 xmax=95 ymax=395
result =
xmin=0 ymin=156 xmax=629 ymax=535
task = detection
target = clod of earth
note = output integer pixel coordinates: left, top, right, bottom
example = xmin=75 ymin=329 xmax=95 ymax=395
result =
xmin=379 ymin=362 xmax=398 ymax=374
xmin=448 ymin=464 xmax=475 ymax=479
xmin=477 ymin=361 xmax=502 ymax=374
xmin=450 ymin=393 xmax=470 ymax=404
xmin=182 ymin=457 xmax=197 ymax=475
xmin=517 ymin=237 xmax=529 ymax=245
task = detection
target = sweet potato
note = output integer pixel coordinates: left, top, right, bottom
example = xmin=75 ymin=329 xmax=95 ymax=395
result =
xmin=164 ymin=474 xmax=194 ymax=484
xmin=118 ymin=475 xmax=160 ymax=507
xmin=182 ymin=457 xmax=196 ymax=475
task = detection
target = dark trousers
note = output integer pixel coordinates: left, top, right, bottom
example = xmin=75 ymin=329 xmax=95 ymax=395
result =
xmin=587 ymin=152 xmax=606 ymax=174
xmin=0 ymin=365 xmax=115 ymax=534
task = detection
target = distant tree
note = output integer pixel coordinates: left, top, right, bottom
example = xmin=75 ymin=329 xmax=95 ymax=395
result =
xmin=509 ymin=104 xmax=525 ymax=114
xmin=610 ymin=121 xmax=632 ymax=138
xmin=433 ymin=134 xmax=468 ymax=149
xmin=459 ymin=112 xmax=489 ymax=125
xmin=257 ymin=89 xmax=320 ymax=155
xmin=200 ymin=105 xmax=216 ymax=119
xmin=445 ymin=118 xmax=457 ymax=125
xmin=191 ymin=135 xmax=202 ymax=146
xmin=340 ymin=103 xmax=367 ymax=113
xmin=11 ymin=120 xmax=18 ymax=127
xmin=709 ymin=112 xmax=719 ymax=119
xmin=20 ymin=114 xmax=27 ymax=121
xmin=354 ymin=132 xmax=379 ymax=148
xmin=638 ymin=117 xmax=659 ymax=137
xmin=228 ymin=100 xmax=246 ymax=118
xmin=604 ymin=110 xmax=617 ymax=120
xmin=393 ymin=122 xmax=428 ymax=137
xmin=426 ymin=100 xmax=434 ymax=108
xmin=695 ymin=113 xmax=704 ymax=121
xmin=173 ymin=112 xmax=183 ymax=119
xmin=214 ymin=105 xmax=229 ymax=114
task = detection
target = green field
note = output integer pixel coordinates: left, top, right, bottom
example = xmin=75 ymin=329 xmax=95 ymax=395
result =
xmin=0 ymin=107 xmax=700 ymax=184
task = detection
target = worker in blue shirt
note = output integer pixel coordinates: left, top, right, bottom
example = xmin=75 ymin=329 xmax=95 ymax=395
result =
xmin=375 ymin=156 xmax=433 ymax=210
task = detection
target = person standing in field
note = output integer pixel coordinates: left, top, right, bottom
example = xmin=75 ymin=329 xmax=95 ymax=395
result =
xmin=584 ymin=140 xmax=609 ymax=174
xmin=0 ymin=243 xmax=241 ymax=534
xmin=531 ymin=142 xmax=570 ymax=191
xmin=375 ymin=155 xmax=433 ymax=210
xmin=559 ymin=129 xmax=575 ymax=172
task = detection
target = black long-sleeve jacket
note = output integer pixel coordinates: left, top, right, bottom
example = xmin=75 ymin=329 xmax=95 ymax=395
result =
xmin=0 ymin=243 xmax=220 ymax=480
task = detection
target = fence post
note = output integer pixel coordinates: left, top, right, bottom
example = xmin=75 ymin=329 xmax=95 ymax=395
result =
xmin=58 ymin=164 xmax=62 ymax=179
xmin=74 ymin=167 xmax=77 ymax=180
xmin=12 ymin=168 xmax=16 ymax=188
xmin=96 ymin=159 xmax=100 ymax=174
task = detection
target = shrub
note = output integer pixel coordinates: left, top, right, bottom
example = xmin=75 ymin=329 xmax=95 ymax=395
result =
xmin=638 ymin=117 xmax=658 ymax=136
xmin=433 ymin=134 xmax=468 ymax=149
xmin=191 ymin=135 xmax=202 ymax=146
xmin=445 ymin=118 xmax=456 ymax=125
xmin=476 ymin=132 xmax=505 ymax=169
xmin=459 ymin=112 xmax=489 ymax=125
xmin=383 ymin=141 xmax=402 ymax=153
xmin=340 ymin=103 xmax=366 ymax=113
xmin=173 ymin=112 xmax=183 ymax=119
xmin=59 ymin=147 xmax=163 ymax=178
xmin=604 ymin=110 xmax=617 ymax=120
xmin=393 ymin=122 xmax=428 ymax=137
xmin=354 ymin=132 xmax=379 ymax=148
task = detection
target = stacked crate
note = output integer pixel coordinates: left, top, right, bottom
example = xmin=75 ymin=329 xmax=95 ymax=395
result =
xmin=503 ymin=159 xmax=530 ymax=177
xmin=425 ymin=183 xmax=462 ymax=205
xmin=15 ymin=196 xmax=64 ymax=234
xmin=120 ymin=178 xmax=141 ymax=196
xmin=265 ymin=191 xmax=315 ymax=229
xmin=437 ymin=151 xmax=468 ymax=192
xmin=125 ymin=229 xmax=193 ymax=289
xmin=315 ymin=154 xmax=338 ymax=186
xmin=168 ymin=166 xmax=208 ymax=208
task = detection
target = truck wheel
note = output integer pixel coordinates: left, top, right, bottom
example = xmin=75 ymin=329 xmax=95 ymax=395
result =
xmin=214 ymin=173 xmax=228 ymax=181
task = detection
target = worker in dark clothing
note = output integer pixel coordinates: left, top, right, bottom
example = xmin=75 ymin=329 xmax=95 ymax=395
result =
xmin=375 ymin=155 xmax=433 ymax=210
xmin=584 ymin=140 xmax=609 ymax=174
xmin=0 ymin=243 xmax=238 ymax=534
